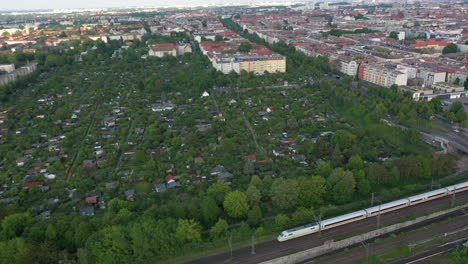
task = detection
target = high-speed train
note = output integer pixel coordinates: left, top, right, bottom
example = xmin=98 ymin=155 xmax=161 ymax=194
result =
xmin=277 ymin=181 xmax=468 ymax=242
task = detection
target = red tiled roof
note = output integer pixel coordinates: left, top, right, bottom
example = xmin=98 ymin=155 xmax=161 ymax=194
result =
xmin=23 ymin=182 xmax=44 ymax=189
xmin=84 ymin=162 xmax=97 ymax=168
xmin=281 ymin=137 xmax=296 ymax=143
xmin=166 ymin=174 xmax=175 ymax=182
xmin=85 ymin=196 xmax=97 ymax=203
xmin=247 ymin=154 xmax=257 ymax=161
xmin=411 ymin=40 xmax=450 ymax=47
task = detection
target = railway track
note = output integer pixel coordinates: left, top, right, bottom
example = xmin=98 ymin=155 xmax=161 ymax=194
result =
xmin=309 ymin=212 xmax=468 ymax=264
xmin=186 ymin=190 xmax=468 ymax=264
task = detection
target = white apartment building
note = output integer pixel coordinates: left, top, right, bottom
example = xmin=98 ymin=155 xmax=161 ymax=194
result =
xmin=340 ymin=59 xmax=358 ymax=76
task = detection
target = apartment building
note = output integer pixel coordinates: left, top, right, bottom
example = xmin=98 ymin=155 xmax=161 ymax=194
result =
xmin=358 ymin=64 xmax=407 ymax=87
xmin=0 ymin=63 xmax=37 ymax=86
xmin=417 ymin=69 xmax=446 ymax=88
xmin=210 ymin=54 xmax=286 ymax=75
xmin=238 ymin=55 xmax=286 ymax=75
xmin=148 ymin=43 xmax=192 ymax=57
xmin=339 ymin=58 xmax=359 ymax=77
xmin=211 ymin=56 xmax=240 ymax=74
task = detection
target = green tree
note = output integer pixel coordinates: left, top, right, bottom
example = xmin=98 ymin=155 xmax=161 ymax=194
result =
xmin=201 ymin=197 xmax=221 ymax=225
xmin=247 ymin=206 xmax=263 ymax=226
xmin=210 ymin=218 xmax=229 ymax=238
xmin=129 ymin=218 xmax=177 ymax=261
xmin=432 ymin=154 xmax=455 ymax=178
xmin=292 ymin=207 xmax=315 ymax=226
xmin=275 ymin=214 xmax=289 ymax=230
xmin=367 ymin=163 xmax=389 ymax=186
xmin=243 ymin=160 xmax=255 ymax=175
xmin=406 ymin=128 xmax=421 ymax=144
xmin=354 ymin=169 xmax=371 ymax=196
xmin=388 ymin=167 xmax=400 ymax=187
xmin=388 ymin=31 xmax=399 ymax=40
xmin=270 ymin=178 xmax=299 ymax=210
xmin=223 ymin=191 xmax=249 ymax=218
xmin=245 ymin=184 xmax=261 ymax=206
xmin=327 ymin=168 xmax=356 ymax=204
xmin=175 ymin=219 xmax=202 ymax=243
xmin=298 ymin=176 xmax=327 ymax=207
xmin=207 ymin=181 xmax=231 ymax=204
xmin=455 ymin=108 xmax=467 ymax=122
xmin=450 ymin=247 xmax=468 ymax=263
xmin=316 ymin=161 xmax=332 ymax=177
xmin=347 ymin=155 xmax=363 ymax=171
xmin=88 ymin=225 xmax=131 ymax=264
xmin=45 ymin=224 xmax=57 ymax=241
xmin=1 ymin=212 xmax=32 ymax=239
xmin=331 ymin=130 xmax=356 ymax=150
xmin=442 ymin=43 xmax=458 ymax=54
xmin=0 ymin=238 xmax=32 ymax=264
xmin=238 ymin=42 xmax=252 ymax=52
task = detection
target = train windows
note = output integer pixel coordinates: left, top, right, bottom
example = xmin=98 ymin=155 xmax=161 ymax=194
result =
xmin=322 ymin=214 xmax=364 ymax=228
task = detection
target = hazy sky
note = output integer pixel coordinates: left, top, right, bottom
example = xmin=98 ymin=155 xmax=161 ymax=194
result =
xmin=1 ymin=0 xmax=271 ymax=11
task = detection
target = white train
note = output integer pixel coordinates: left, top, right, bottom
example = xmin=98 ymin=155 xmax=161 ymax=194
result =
xmin=277 ymin=181 xmax=468 ymax=242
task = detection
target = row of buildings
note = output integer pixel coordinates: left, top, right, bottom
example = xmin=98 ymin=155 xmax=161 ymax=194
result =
xmin=230 ymin=4 xmax=467 ymax=100
xmin=163 ymin=14 xmax=286 ymax=75
xmin=199 ymin=41 xmax=286 ymax=74
xmin=147 ymin=43 xmax=192 ymax=57
xmin=0 ymin=63 xmax=38 ymax=86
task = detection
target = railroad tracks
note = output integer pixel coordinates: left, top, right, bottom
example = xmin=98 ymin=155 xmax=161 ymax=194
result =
xmin=186 ymin=191 xmax=468 ymax=264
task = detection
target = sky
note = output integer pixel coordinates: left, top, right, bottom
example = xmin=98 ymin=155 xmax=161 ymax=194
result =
xmin=0 ymin=0 xmax=291 ymax=11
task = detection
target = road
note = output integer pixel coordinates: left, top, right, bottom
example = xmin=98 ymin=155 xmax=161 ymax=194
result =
xmin=186 ymin=190 xmax=468 ymax=264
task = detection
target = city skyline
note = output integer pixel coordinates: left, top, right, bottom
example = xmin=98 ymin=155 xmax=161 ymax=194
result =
xmin=1 ymin=0 xmax=304 ymax=11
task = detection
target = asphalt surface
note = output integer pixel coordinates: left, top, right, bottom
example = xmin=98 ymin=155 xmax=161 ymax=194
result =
xmin=186 ymin=191 xmax=468 ymax=264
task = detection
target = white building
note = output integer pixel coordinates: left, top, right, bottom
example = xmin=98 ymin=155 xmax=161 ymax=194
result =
xmin=417 ymin=70 xmax=446 ymax=88
xmin=212 ymin=56 xmax=240 ymax=74
xmin=397 ymin=31 xmax=406 ymax=41
xmin=0 ymin=64 xmax=15 ymax=73
xmin=340 ymin=59 xmax=358 ymax=77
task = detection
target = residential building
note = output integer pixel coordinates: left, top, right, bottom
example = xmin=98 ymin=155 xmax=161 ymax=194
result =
xmin=433 ymin=82 xmax=465 ymax=93
xmin=339 ymin=58 xmax=359 ymax=77
xmin=410 ymin=40 xmax=450 ymax=51
xmin=417 ymin=69 xmax=446 ymax=88
xmin=148 ymin=43 xmax=177 ymax=57
xmin=0 ymin=64 xmax=15 ymax=73
xmin=148 ymin=43 xmax=192 ymax=57
xmin=359 ymin=64 xmax=407 ymax=87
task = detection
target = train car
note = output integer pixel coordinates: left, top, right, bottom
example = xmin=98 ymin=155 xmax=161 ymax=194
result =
xmin=319 ymin=210 xmax=367 ymax=231
xmin=277 ymin=223 xmax=320 ymax=242
xmin=364 ymin=198 xmax=410 ymax=217
xmin=407 ymin=187 xmax=448 ymax=205
xmin=277 ymin=181 xmax=468 ymax=242
xmin=447 ymin=181 xmax=468 ymax=194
